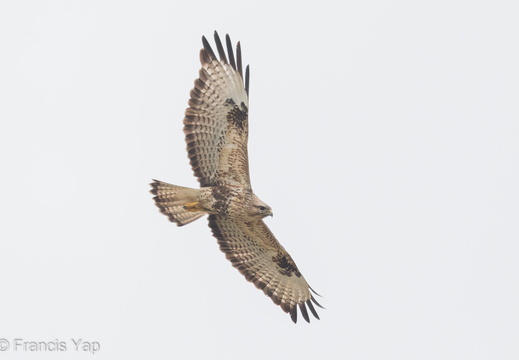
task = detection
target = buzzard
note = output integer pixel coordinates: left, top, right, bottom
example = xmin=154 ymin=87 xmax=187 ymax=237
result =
xmin=150 ymin=31 xmax=323 ymax=323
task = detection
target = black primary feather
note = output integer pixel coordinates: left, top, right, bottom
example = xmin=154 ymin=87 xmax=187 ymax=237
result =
xmin=299 ymin=303 xmax=310 ymax=323
xmin=245 ymin=65 xmax=250 ymax=97
xmin=236 ymin=41 xmax=243 ymax=79
xmin=225 ymin=34 xmax=236 ymax=71
xmin=201 ymin=35 xmax=216 ymax=60
xmin=213 ymin=31 xmax=228 ymax=64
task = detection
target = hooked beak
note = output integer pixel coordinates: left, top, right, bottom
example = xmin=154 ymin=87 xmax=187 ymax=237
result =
xmin=269 ymin=210 xmax=273 ymax=217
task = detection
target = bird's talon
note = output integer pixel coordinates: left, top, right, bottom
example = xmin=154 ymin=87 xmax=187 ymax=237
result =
xmin=183 ymin=202 xmax=201 ymax=211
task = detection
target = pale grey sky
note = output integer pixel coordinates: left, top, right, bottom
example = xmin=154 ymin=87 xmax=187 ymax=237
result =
xmin=1 ymin=1 xmax=518 ymax=359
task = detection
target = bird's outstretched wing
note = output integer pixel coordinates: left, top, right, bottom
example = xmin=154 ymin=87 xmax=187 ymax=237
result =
xmin=208 ymin=215 xmax=323 ymax=323
xmin=184 ymin=31 xmax=251 ymax=188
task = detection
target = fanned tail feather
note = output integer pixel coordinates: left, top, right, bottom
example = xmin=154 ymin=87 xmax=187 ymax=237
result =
xmin=150 ymin=180 xmax=205 ymax=226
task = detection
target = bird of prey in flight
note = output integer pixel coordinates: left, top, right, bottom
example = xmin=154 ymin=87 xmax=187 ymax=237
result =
xmin=151 ymin=31 xmax=323 ymax=323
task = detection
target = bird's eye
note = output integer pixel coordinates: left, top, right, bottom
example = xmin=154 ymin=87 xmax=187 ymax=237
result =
xmin=258 ymin=206 xmax=267 ymax=211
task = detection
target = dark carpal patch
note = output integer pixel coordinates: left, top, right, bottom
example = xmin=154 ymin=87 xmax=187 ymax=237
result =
xmin=225 ymin=98 xmax=248 ymax=130
xmin=273 ymin=252 xmax=302 ymax=277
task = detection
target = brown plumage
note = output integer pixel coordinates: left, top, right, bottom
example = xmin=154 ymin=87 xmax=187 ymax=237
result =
xmin=150 ymin=31 xmax=322 ymax=323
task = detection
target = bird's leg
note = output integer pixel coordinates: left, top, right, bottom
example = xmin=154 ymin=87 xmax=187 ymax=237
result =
xmin=183 ymin=202 xmax=203 ymax=212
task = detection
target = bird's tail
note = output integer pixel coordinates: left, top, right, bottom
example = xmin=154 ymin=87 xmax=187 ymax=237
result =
xmin=150 ymin=179 xmax=206 ymax=226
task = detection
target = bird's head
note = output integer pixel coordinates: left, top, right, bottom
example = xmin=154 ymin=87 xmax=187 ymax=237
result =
xmin=250 ymin=195 xmax=273 ymax=219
